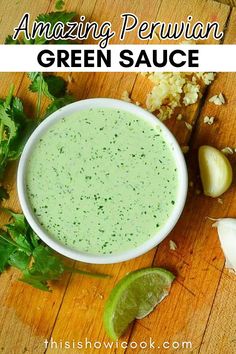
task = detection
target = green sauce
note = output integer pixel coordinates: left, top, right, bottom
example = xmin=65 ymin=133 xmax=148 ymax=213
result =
xmin=26 ymin=108 xmax=179 ymax=255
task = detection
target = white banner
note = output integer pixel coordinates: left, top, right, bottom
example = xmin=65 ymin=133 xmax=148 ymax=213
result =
xmin=0 ymin=44 xmax=235 ymax=72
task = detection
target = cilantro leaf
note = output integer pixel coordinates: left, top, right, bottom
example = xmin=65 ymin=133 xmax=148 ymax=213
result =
xmin=8 ymin=119 xmax=36 ymax=161
xmin=6 ymin=96 xmax=36 ymax=160
xmin=20 ymin=270 xmax=51 ymax=291
xmin=44 ymin=95 xmax=75 ymax=117
xmin=31 ymin=245 xmax=65 ymax=279
xmin=4 ymin=208 xmax=28 ymax=234
xmin=44 ymin=75 xmax=67 ymax=98
xmin=29 ymin=231 xmax=40 ymax=248
xmin=0 ymin=236 xmax=15 ymax=272
xmin=0 ymin=87 xmax=33 ymax=178
xmin=28 ymin=72 xmax=70 ymax=121
xmin=55 ymin=0 xmax=65 ymax=11
xmin=6 ymin=227 xmax=32 ymax=254
xmin=8 ymin=250 xmax=30 ymax=270
xmin=0 ymin=105 xmax=17 ymax=141
xmin=36 ymin=11 xmax=76 ymax=26
xmin=5 ymin=35 xmax=20 ymax=44
xmin=28 ymin=72 xmax=54 ymax=101
xmin=28 ymin=73 xmax=67 ymax=99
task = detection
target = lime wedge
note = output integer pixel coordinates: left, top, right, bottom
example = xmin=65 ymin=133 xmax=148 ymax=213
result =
xmin=103 ymin=267 xmax=175 ymax=340
xmin=198 ymin=145 xmax=233 ymax=198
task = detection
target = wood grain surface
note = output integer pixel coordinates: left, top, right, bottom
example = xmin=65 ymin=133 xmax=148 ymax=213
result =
xmin=0 ymin=1 xmax=235 ymax=354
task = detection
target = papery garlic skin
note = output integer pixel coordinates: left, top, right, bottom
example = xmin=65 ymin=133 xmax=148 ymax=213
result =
xmin=213 ymin=218 xmax=236 ymax=272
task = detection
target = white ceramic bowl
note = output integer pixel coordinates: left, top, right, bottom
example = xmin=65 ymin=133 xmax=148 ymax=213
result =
xmin=17 ymin=98 xmax=188 ymax=264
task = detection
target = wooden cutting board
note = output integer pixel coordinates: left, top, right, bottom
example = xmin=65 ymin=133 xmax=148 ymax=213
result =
xmin=0 ymin=0 xmax=235 ymax=353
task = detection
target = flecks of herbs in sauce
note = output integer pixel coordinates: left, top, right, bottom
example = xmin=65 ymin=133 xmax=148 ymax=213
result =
xmin=26 ymin=108 xmax=178 ymax=255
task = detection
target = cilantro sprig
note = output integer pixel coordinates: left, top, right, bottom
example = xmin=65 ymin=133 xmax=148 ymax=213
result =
xmin=0 ymin=210 xmax=110 ymax=291
xmin=28 ymin=72 xmax=75 ymax=120
xmin=0 ymin=84 xmax=36 ymax=179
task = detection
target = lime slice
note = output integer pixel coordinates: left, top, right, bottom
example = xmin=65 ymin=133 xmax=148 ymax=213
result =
xmin=198 ymin=145 xmax=233 ymax=198
xmin=103 ymin=267 xmax=175 ymax=340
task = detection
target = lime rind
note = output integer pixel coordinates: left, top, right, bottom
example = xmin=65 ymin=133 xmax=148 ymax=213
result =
xmin=103 ymin=267 xmax=175 ymax=340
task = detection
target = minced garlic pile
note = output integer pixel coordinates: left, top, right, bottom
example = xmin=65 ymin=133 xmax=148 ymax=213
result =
xmin=145 ymin=72 xmax=215 ymax=120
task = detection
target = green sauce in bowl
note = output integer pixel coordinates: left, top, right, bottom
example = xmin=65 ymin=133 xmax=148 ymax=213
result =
xmin=25 ymin=107 xmax=179 ymax=256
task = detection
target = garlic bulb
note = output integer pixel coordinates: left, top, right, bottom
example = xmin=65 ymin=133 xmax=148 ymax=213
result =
xmin=213 ymin=218 xmax=236 ymax=272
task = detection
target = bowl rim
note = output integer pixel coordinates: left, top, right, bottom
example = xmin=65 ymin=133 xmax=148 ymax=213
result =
xmin=17 ymin=98 xmax=188 ymax=264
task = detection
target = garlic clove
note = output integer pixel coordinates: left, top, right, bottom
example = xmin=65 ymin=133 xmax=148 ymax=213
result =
xmin=213 ymin=218 xmax=236 ymax=272
xmin=198 ymin=145 xmax=233 ymax=198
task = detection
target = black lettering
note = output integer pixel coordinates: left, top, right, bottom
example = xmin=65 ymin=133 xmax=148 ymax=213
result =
xmin=169 ymin=50 xmax=186 ymax=67
xmin=13 ymin=13 xmax=30 ymax=40
xmin=31 ymin=21 xmax=51 ymax=40
xmin=57 ymin=50 xmax=70 ymax=67
xmin=63 ymin=22 xmax=78 ymax=40
xmin=205 ymin=22 xmax=223 ymax=40
xmin=84 ymin=50 xmax=95 ymax=67
xmin=188 ymin=49 xmax=199 ymax=67
xmin=120 ymin=13 xmax=138 ymax=40
xmin=99 ymin=22 xmax=115 ymax=49
xmin=135 ymin=50 xmax=151 ymax=67
xmin=97 ymin=50 xmax=111 ymax=67
xmin=71 ymin=50 xmax=81 ymax=67
xmin=138 ymin=22 xmax=149 ymax=39
xmin=37 ymin=50 xmax=55 ymax=67
xmin=119 ymin=50 xmax=134 ymax=67
xmin=153 ymin=50 xmax=167 ymax=67
xmin=51 ymin=22 xmax=66 ymax=40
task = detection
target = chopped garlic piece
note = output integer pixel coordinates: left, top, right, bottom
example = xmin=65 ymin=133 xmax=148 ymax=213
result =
xmin=121 ymin=90 xmax=131 ymax=102
xmin=209 ymin=93 xmax=225 ymax=105
xmin=203 ymin=116 xmax=215 ymax=125
xmin=217 ymin=198 xmax=223 ymax=204
xmin=135 ymin=101 xmax=140 ymax=106
xmin=169 ymin=240 xmax=177 ymax=251
xmin=181 ymin=146 xmax=189 ymax=154
xmin=221 ymin=147 xmax=234 ymax=155
xmin=189 ymin=181 xmax=194 ymax=187
xmin=176 ymin=114 xmax=183 ymax=120
xmin=185 ymin=122 xmax=192 ymax=130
